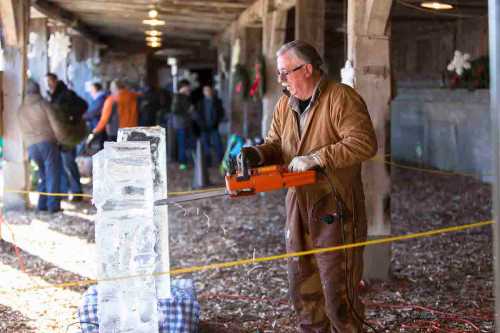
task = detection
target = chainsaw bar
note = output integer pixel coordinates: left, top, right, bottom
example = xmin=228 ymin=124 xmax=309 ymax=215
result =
xmin=154 ymin=188 xmax=227 ymax=206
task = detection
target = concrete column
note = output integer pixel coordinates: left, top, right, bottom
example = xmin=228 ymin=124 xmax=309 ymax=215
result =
xmin=348 ymin=0 xmax=393 ymax=279
xmin=295 ymin=0 xmax=325 ymax=58
xmin=1 ymin=0 xmax=30 ymax=211
xmin=261 ymin=9 xmax=287 ymax=136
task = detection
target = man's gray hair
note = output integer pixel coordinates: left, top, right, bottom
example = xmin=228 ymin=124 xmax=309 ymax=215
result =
xmin=276 ymin=40 xmax=324 ymax=72
xmin=26 ymin=79 xmax=40 ymax=95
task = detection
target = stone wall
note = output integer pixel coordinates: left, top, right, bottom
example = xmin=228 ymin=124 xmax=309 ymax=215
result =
xmin=391 ymin=88 xmax=492 ymax=181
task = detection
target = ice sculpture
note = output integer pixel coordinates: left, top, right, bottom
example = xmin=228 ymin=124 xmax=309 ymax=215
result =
xmin=93 ymin=141 xmax=159 ymax=333
xmin=118 ymin=127 xmax=171 ymax=298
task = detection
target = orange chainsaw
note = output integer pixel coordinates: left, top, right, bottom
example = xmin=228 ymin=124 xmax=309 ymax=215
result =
xmin=155 ymin=155 xmax=317 ymax=206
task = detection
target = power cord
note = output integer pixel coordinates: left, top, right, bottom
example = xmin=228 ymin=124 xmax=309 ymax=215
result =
xmin=65 ymin=321 xmax=98 ymax=333
xmin=317 ymin=169 xmax=381 ymax=333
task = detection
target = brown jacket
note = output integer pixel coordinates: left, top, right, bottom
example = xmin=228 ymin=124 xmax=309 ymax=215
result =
xmin=256 ymin=80 xmax=377 ymax=226
xmin=17 ymin=94 xmax=58 ymax=146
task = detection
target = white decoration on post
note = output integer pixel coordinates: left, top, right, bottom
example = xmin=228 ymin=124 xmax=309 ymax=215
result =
xmin=0 ymin=39 xmax=4 ymax=71
xmin=48 ymin=32 xmax=71 ymax=72
xmin=230 ymin=38 xmax=241 ymax=72
xmin=447 ymin=50 xmax=471 ymax=76
xmin=340 ymin=60 xmax=355 ymax=87
xmin=28 ymin=32 xmax=38 ymax=59
xmin=179 ymin=70 xmax=200 ymax=90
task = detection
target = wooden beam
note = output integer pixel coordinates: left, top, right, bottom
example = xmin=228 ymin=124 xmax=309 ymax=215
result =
xmin=2 ymin=0 xmax=30 ymax=210
xmin=214 ymin=0 xmax=297 ymax=47
xmin=214 ymin=0 xmax=265 ymax=47
xmin=54 ymin=0 xmax=250 ymax=10
xmin=364 ymin=0 xmax=393 ymax=35
xmin=296 ymin=0 xmax=325 ymax=57
xmin=274 ymin=0 xmax=296 ymax=11
xmin=0 ymin=0 xmax=21 ymax=46
xmin=79 ymin=14 xmax=227 ymax=33
xmin=237 ymin=0 xmax=265 ymax=26
xmin=31 ymin=0 xmax=107 ymax=45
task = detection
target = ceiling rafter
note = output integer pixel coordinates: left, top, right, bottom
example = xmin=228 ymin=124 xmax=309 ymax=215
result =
xmin=31 ymin=0 xmax=108 ymax=45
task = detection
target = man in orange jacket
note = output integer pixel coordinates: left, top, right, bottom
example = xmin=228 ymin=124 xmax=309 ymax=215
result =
xmin=90 ymin=80 xmax=140 ymax=141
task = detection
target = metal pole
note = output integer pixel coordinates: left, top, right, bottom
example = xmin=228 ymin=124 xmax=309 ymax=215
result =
xmin=488 ymin=1 xmax=500 ymax=331
xmin=168 ymin=57 xmax=178 ymax=93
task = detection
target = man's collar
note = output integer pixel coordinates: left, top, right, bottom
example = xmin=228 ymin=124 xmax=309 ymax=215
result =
xmin=288 ymin=76 xmax=327 ymax=114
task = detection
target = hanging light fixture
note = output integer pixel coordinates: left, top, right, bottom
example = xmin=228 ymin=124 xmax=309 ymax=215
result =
xmin=142 ymin=18 xmax=165 ymax=26
xmin=145 ymin=2 xmax=163 ymax=47
xmin=420 ymin=2 xmax=453 ymax=10
xmin=148 ymin=9 xmax=159 ymax=18
xmin=146 ymin=36 xmax=162 ymax=43
xmin=145 ymin=30 xmax=162 ymax=37
xmin=148 ymin=41 xmax=162 ymax=48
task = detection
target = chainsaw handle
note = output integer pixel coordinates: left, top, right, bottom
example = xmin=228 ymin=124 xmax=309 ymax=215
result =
xmin=237 ymin=149 xmax=251 ymax=181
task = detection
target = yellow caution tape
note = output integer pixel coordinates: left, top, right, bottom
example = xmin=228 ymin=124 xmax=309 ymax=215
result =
xmin=370 ymin=155 xmax=488 ymax=179
xmin=5 ymin=154 xmax=488 ymax=199
xmin=3 ymin=186 xmax=226 ymax=198
xmin=8 ymin=220 xmax=494 ymax=293
xmin=5 ymin=189 xmax=92 ymax=198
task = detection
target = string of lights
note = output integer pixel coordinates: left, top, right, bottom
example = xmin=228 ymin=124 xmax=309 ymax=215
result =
xmin=143 ymin=2 xmax=164 ymax=48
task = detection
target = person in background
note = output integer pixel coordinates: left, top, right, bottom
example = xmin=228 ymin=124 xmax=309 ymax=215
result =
xmin=46 ymin=73 xmax=84 ymax=201
xmin=90 ymin=79 xmax=140 ymax=141
xmin=138 ymin=82 xmax=161 ymax=127
xmin=192 ymin=85 xmax=225 ymax=166
xmin=157 ymin=88 xmax=173 ymax=127
xmin=18 ymin=79 xmax=62 ymax=213
xmin=171 ymin=79 xmax=193 ymax=171
xmin=82 ymin=82 xmax=107 ymax=150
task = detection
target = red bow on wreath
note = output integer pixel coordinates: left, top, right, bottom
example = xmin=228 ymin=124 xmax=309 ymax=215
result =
xmin=249 ymin=63 xmax=261 ymax=97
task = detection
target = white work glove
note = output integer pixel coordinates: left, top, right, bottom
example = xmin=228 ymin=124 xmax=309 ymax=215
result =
xmin=85 ymin=132 xmax=96 ymax=147
xmin=288 ymin=155 xmax=321 ymax=172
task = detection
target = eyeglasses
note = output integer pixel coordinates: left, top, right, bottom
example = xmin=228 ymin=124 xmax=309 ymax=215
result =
xmin=277 ymin=63 xmax=307 ymax=81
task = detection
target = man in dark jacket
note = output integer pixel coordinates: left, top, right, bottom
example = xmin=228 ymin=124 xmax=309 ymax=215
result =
xmin=171 ymin=79 xmax=193 ymax=171
xmin=138 ymin=82 xmax=161 ymax=127
xmin=193 ymin=85 xmax=225 ymax=166
xmin=83 ymin=82 xmax=107 ymax=129
xmin=46 ymin=73 xmax=85 ymax=200
xmin=82 ymin=82 xmax=107 ymax=150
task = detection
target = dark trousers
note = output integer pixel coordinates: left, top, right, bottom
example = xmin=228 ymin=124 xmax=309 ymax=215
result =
xmin=28 ymin=141 xmax=61 ymax=212
xmin=60 ymin=147 xmax=82 ymax=194
xmin=176 ymin=128 xmax=191 ymax=164
xmin=201 ymin=129 xmax=224 ymax=166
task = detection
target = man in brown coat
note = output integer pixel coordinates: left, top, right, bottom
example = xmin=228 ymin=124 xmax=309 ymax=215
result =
xmin=18 ymin=79 xmax=62 ymax=213
xmin=240 ymin=40 xmax=378 ymax=332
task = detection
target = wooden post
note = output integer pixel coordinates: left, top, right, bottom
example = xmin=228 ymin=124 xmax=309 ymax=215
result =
xmin=295 ymin=0 xmax=325 ymax=58
xmin=261 ymin=7 xmax=287 ymax=135
xmin=1 ymin=0 xmax=30 ymax=210
xmin=348 ymin=0 xmax=393 ymax=279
